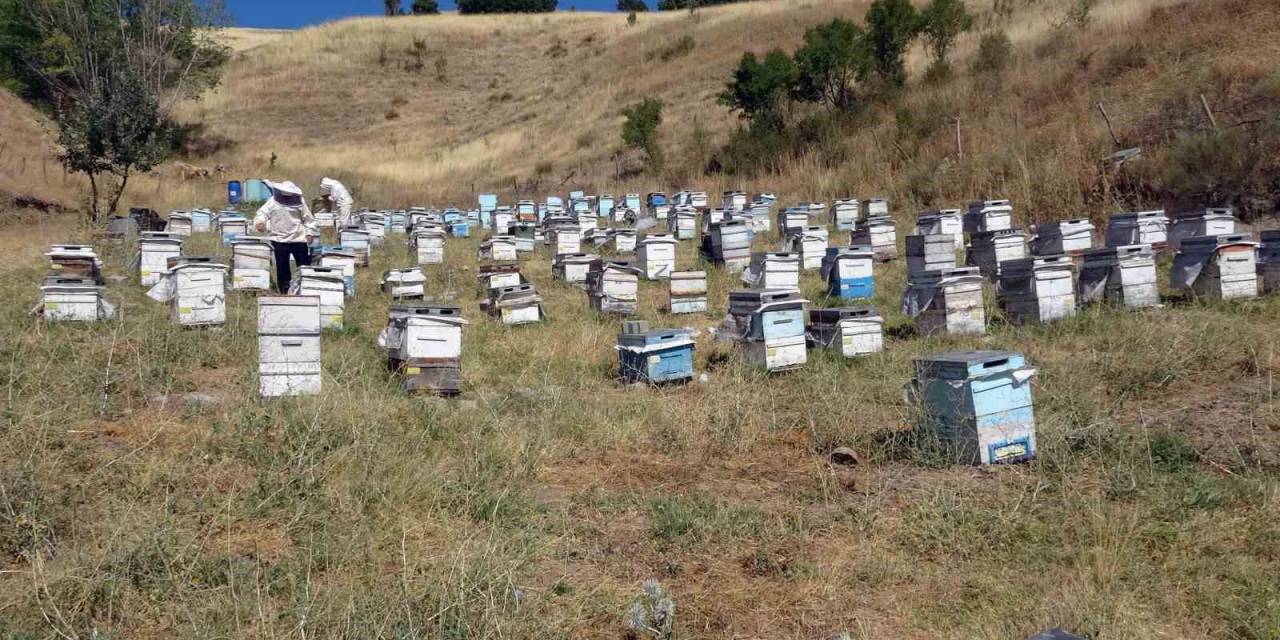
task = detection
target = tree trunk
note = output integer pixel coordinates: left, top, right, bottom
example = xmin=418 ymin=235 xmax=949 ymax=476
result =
xmin=87 ymin=171 xmax=101 ymax=224
xmin=107 ymin=170 xmax=131 ymax=219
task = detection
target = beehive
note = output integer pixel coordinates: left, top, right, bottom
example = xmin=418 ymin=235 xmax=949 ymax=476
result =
xmin=381 ymin=304 xmax=467 ymax=395
xmin=821 ymin=247 xmax=875 ymax=300
xmin=964 ymin=200 xmax=1013 ymax=234
xmin=167 ymin=259 xmax=228 ymax=326
xmin=966 ymin=229 xmax=1028 ymax=279
xmin=914 ymin=209 xmax=965 ymax=250
xmin=911 ymin=350 xmax=1038 ymax=465
xmin=668 ymin=270 xmax=708 ymax=314
xmin=787 ymin=226 xmax=830 ymax=271
xmin=726 ymin=290 xmax=808 ymax=372
xmin=1105 ymin=211 xmax=1168 ymax=248
xmin=638 ymin=234 xmax=678 ymax=280
xmin=902 ymin=267 xmax=986 ymax=336
xmin=318 ymin=248 xmax=357 ymax=296
xmin=743 ymin=252 xmax=801 ymax=291
xmin=1030 ymin=218 xmax=1094 ymax=256
xmin=617 ymin=328 xmax=696 ymax=385
xmin=38 ymin=277 xmax=115 ymax=322
xmin=587 ymin=259 xmax=640 ymax=315
xmin=808 ymin=306 xmax=883 ymax=358
xmin=1167 ymin=208 xmax=1237 ymax=251
xmin=997 ymin=256 xmax=1077 ymax=325
xmin=339 ymin=228 xmax=372 ymax=266
xmin=1078 ymin=244 xmax=1158 ymax=308
xmin=552 ymin=252 xmax=598 ymax=285
xmin=1171 ymin=234 xmax=1258 ymax=299
xmin=257 ymin=295 xmax=322 ymax=397
xmin=832 ymin=198 xmax=859 ymax=231
xmin=487 ymin=284 xmax=546 ymax=325
xmin=381 ymin=268 xmax=426 ymax=300
xmin=479 ymin=236 xmax=518 ymax=262
xmin=230 ymin=237 xmax=273 ymax=291
xmin=850 ymin=216 xmax=898 ymax=261
xmin=905 ymin=234 xmax=958 ymax=277
xmin=297 ymin=266 xmax=346 ymax=329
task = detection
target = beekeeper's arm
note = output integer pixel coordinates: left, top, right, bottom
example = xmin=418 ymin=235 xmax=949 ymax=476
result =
xmin=301 ymin=201 xmax=318 ymax=239
xmin=253 ymin=200 xmax=275 ymax=233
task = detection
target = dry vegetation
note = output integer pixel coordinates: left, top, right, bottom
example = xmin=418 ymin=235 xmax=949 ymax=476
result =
xmin=2 ymin=0 xmax=1280 ymax=638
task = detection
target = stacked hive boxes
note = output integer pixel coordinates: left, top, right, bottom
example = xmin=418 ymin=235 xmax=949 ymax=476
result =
xmin=381 ymin=268 xmax=426 ymax=300
xmin=1078 ymin=245 xmax=1158 ymax=308
xmin=511 ymin=222 xmax=539 ymax=253
xmin=1171 ymin=234 xmax=1258 ymax=300
xmin=964 ymin=200 xmax=1013 ymax=234
xmin=479 ymin=263 xmax=524 ymax=292
xmin=230 ymin=237 xmax=273 ymax=291
xmin=297 ymin=266 xmax=346 ymax=329
xmin=966 ymin=229 xmax=1028 ymax=279
xmin=821 ymin=247 xmax=875 ymax=300
xmin=832 ymin=198 xmax=859 ymax=231
xmin=617 ymin=323 xmax=696 ymax=385
xmin=746 ymin=200 xmax=772 ymax=233
xmin=906 ymin=234 xmax=957 ymax=277
xmin=915 ymin=209 xmax=964 ymax=250
xmin=1030 ymin=218 xmax=1094 ymax=256
xmin=217 ymin=213 xmax=248 ymax=245
xmin=587 ymin=259 xmax=639 ymax=315
xmin=638 ymin=234 xmax=677 ymax=280
xmin=851 ymin=217 xmax=898 ymax=261
xmin=339 ymin=228 xmax=372 ymax=266
xmin=138 ymin=232 xmax=183 ymax=286
xmin=743 ymin=252 xmax=800 ymax=291
xmin=723 ymin=191 xmax=747 ymax=212
xmin=727 ymin=290 xmax=808 ymax=372
xmin=39 ymin=245 xmax=113 ymax=322
xmin=479 ymin=236 xmax=518 ymax=261
xmin=258 ymin=295 xmax=322 ymax=397
xmin=911 ymin=350 xmax=1038 ymax=465
xmin=611 ymin=229 xmax=637 ymax=254
xmin=668 ymin=271 xmax=708 ymax=314
xmin=360 ymin=212 xmax=387 ymax=245
xmin=318 ymin=247 xmax=357 ymax=296
xmin=787 ymin=226 xmax=829 ymax=271
xmin=381 ymin=304 xmax=467 ymax=395
xmin=166 ymin=211 xmax=193 ymax=236
xmin=997 ymin=256 xmax=1077 ymax=325
xmin=486 ymin=284 xmax=546 ymax=325
xmin=412 ymin=228 xmax=445 ymax=266
xmin=702 ymin=219 xmax=752 ymax=271
xmin=808 ymin=307 xmax=883 ymax=358
xmin=901 ymin=266 xmax=986 ymax=336
xmin=777 ymin=207 xmax=809 ymax=235
xmin=161 ymin=257 xmax=228 ymax=327
xmin=552 ymin=253 xmax=598 ymax=285
xmin=668 ymin=206 xmax=698 ymax=240
xmin=1105 ymin=211 xmax=1167 ymax=248
xmin=189 ymin=209 xmax=213 ymax=233
xmin=547 ymin=224 xmax=582 ymax=255
xmin=1167 ymin=208 xmax=1236 ymax=251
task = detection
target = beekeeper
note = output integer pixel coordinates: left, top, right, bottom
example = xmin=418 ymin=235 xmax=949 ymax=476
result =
xmin=254 ymin=180 xmax=317 ymax=293
xmin=319 ymin=177 xmax=354 ymax=227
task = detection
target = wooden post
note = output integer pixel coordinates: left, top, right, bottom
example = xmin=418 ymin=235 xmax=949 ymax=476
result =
xmin=954 ymin=117 xmax=963 ymax=159
xmin=1199 ymin=94 xmax=1219 ymax=131
xmin=1096 ymin=102 xmax=1121 ymax=147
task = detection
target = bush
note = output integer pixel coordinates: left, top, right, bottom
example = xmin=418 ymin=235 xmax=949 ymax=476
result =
xmin=971 ymin=31 xmax=1013 ymax=75
xmin=717 ymin=49 xmax=797 ymax=133
xmin=648 ymin=34 xmax=695 ymax=62
xmin=621 ymin=98 xmax=664 ymax=170
xmin=617 ymin=0 xmax=648 ymax=10
xmin=866 ymin=0 xmax=924 ymax=86
xmin=792 ymin=18 xmax=873 ymax=111
xmin=411 ymin=0 xmax=440 ymax=13
xmin=920 ymin=0 xmax=973 ymax=68
xmin=657 ymin=0 xmax=743 ymax=8
xmin=457 ymin=0 xmax=556 ymax=14
xmin=1162 ymin=124 xmax=1280 ymax=220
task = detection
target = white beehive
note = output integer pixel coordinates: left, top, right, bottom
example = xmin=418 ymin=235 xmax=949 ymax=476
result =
xmin=1106 ymin=211 xmax=1168 ymax=248
xmin=1031 ymin=218 xmax=1095 ymax=256
xmin=381 ymin=268 xmax=426 ymax=300
xmin=258 ymin=295 xmax=322 ymax=397
xmin=412 ymin=228 xmax=445 ymax=266
xmin=906 ymin=234 xmax=958 ymax=277
xmin=1171 ymin=234 xmax=1258 ymax=300
xmin=297 ymin=266 xmax=346 ymax=329
xmin=638 ymin=234 xmax=677 ymax=280
xmin=39 ymin=277 xmax=115 ymax=322
xmin=230 ymin=237 xmax=272 ymax=291
xmin=851 ymin=216 xmax=898 ymax=261
xmin=1078 ymin=244 xmax=1158 ymax=308
xmin=139 ymin=233 xmax=184 ymax=286
xmin=902 ymin=267 xmax=986 ymax=336
xmin=966 ymin=229 xmax=1028 ymax=279
xmin=786 ymin=226 xmax=830 ymax=271
xmin=915 ymin=209 xmax=965 ymax=250
xmin=1167 ymin=208 xmax=1237 ymax=251
xmin=479 ymin=236 xmax=518 ymax=262
xmin=808 ymin=307 xmax=883 ymax=358
xmin=668 ymin=270 xmax=708 ymax=314
xmin=318 ymin=248 xmax=357 ymax=296
xmin=552 ymin=253 xmax=598 ymax=285
xmin=743 ymin=252 xmax=801 ymax=291
xmin=997 ymin=256 xmax=1077 ymax=325
xmin=964 ymin=200 xmax=1013 ymax=234
xmin=832 ymin=198 xmax=859 ymax=231
xmin=170 ymin=260 xmax=228 ymax=327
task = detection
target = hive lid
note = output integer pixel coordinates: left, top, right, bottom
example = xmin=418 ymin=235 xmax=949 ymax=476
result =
xmin=809 ymin=306 xmax=881 ymax=323
xmin=913 ymin=350 xmax=1027 ymax=379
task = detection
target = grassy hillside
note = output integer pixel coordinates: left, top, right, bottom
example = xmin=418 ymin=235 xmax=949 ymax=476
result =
xmin=2 ymin=0 xmax=1280 ymax=638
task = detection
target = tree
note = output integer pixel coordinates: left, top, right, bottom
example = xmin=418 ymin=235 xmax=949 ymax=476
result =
xmin=456 ymin=0 xmax=556 ymax=13
xmin=621 ymin=98 xmax=663 ymax=170
xmin=920 ymin=0 xmax=973 ymax=68
xmin=384 ymin=0 xmax=400 ymax=15
xmin=11 ymin=0 xmax=228 ymax=222
xmin=717 ymin=49 xmax=797 ymax=133
xmin=866 ymin=0 xmax=924 ymax=85
xmin=617 ymin=0 xmax=648 ymax=10
xmin=412 ymin=0 xmax=439 ymax=14
xmin=792 ymin=18 xmax=872 ymax=111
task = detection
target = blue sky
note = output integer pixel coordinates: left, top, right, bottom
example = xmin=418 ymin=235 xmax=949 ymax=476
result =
xmin=226 ymin=0 xmax=622 ymax=29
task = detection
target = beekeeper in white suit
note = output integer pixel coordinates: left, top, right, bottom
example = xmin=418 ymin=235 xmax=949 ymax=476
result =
xmin=254 ymin=180 xmax=317 ymax=293
xmin=319 ymin=177 xmax=354 ymax=227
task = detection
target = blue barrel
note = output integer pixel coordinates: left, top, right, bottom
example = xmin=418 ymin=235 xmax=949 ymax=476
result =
xmin=227 ymin=180 xmax=242 ymax=205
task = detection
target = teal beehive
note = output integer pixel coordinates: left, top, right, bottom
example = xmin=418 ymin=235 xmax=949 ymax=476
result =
xmin=911 ymin=350 xmax=1038 ymax=465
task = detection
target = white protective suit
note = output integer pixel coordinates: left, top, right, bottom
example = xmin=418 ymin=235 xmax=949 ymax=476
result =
xmin=253 ymin=197 xmax=317 ymax=243
xmin=320 ymin=177 xmax=354 ymax=227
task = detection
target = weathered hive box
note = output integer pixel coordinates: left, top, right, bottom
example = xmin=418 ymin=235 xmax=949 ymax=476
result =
xmin=448 ymin=220 xmax=471 ymax=238
xmin=169 ymin=261 xmax=228 ymax=326
xmin=703 ymin=219 xmax=753 ymax=270
xmin=338 ymin=229 xmax=372 ymax=266
xmin=45 ymin=244 xmax=103 ymax=283
xmin=821 ymin=247 xmax=875 ymax=300
xmin=747 ymin=201 xmax=772 ymax=233
xmin=189 ymin=209 xmax=213 ymax=233
xmin=997 ymin=256 xmax=1077 ymax=325
xmin=381 ymin=304 xmax=466 ymax=361
xmin=1259 ymin=231 xmax=1280 ymax=294
xmin=777 ymin=208 xmax=809 ymax=235
xmin=1171 ymin=234 xmax=1258 ymax=300
xmin=488 ymin=284 xmax=546 ymax=325
xmin=723 ymin=191 xmax=747 ymax=212
xmin=442 ymin=208 xmax=463 ymax=225
xmin=623 ymin=193 xmax=642 ymax=217
xmin=587 ymin=259 xmax=640 ymax=315
xmin=1105 ymin=210 xmax=1167 ymax=248
xmin=257 ymin=295 xmax=322 ymax=397
xmin=577 ymin=213 xmax=597 ymax=233
xmin=1031 ymin=218 xmax=1094 ymax=256
xmin=511 ymin=223 xmax=539 ymax=253
xmin=902 ymin=267 xmax=986 ymax=336
xmin=381 ymin=268 xmax=426 ymax=300
xmin=612 ymin=229 xmax=637 ymax=254
xmin=906 ymin=234 xmax=957 ymax=276
xmin=360 ymin=213 xmax=387 ymax=245
xmin=689 ymin=192 xmax=709 ymax=209
xmin=515 ymin=200 xmax=538 ymax=222
xmin=314 ymin=209 xmax=336 ymax=228
xmin=548 ymin=227 xmax=582 ymax=256
xmin=646 ymin=192 xmax=670 ymax=220
xmin=1078 ymin=244 xmax=1158 ymax=308
xmin=297 ymin=266 xmax=346 ymax=329
xmin=638 ymin=234 xmax=677 ymax=280
xmin=552 ymin=252 xmax=598 ymax=285
xmin=318 ymin=248 xmax=357 ymax=296
xmin=727 ymin=290 xmax=808 ymax=372
xmin=1167 ymin=208 xmax=1237 ymax=251
xmin=668 ymin=207 xmax=698 ymax=240
xmin=493 ymin=208 xmax=515 ymax=234
xmin=617 ymin=328 xmax=695 ymax=385
xmin=911 ymin=350 xmax=1038 ymax=465
xmin=166 ymin=212 xmax=193 ymax=236
xmin=850 ymin=216 xmax=898 ymax=261
xmin=964 ymin=200 xmax=1013 ymax=234
xmin=832 ymin=198 xmax=859 ymax=231
xmin=966 ymin=229 xmax=1028 ymax=279
xmin=668 ymin=270 xmax=708 ymax=314
xmin=38 ymin=277 xmax=115 ymax=322
xmin=808 ymin=306 xmax=883 ymax=358
xmin=787 ymin=226 xmax=830 ymax=271
xmin=478 ymin=262 xmax=524 ymax=292
xmin=231 ymin=237 xmax=273 ymax=291
xmin=218 ymin=214 xmax=249 ymax=245
xmin=388 ymin=211 xmax=410 ymax=234
xmin=479 ymin=236 xmax=518 ymax=262
xmin=915 ymin=209 xmax=965 ymax=250
xmin=743 ymin=252 xmax=801 ymax=291
xmin=864 ymin=198 xmax=890 ymax=219
xmin=597 ymin=194 xmax=615 ymax=218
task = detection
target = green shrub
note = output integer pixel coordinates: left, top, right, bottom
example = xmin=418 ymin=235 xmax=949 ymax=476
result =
xmin=457 ymin=0 xmax=556 ymax=14
xmin=971 ymin=31 xmax=1013 ymax=75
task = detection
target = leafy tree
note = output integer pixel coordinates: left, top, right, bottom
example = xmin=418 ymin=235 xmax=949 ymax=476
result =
xmin=618 ymin=0 xmax=648 ymax=10
xmin=920 ymin=0 xmax=973 ymax=68
xmin=717 ymin=49 xmax=797 ymax=133
xmin=9 ymin=0 xmax=228 ymax=221
xmin=411 ymin=0 xmax=439 ymax=14
xmin=457 ymin=0 xmax=556 ymax=13
xmin=866 ymin=0 xmax=924 ymax=85
xmin=621 ymin=98 xmax=663 ymax=169
xmin=657 ymin=0 xmax=740 ymax=8
xmin=792 ymin=18 xmax=872 ymax=111
xmin=384 ymin=0 xmax=400 ymax=15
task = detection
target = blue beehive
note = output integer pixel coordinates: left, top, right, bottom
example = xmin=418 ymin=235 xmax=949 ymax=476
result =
xmin=443 ymin=208 xmax=463 ymax=224
xmin=598 ymin=195 xmax=615 ymax=218
xmin=618 ymin=328 xmax=695 ymax=384
xmin=245 ymin=179 xmax=271 ymax=203
xmin=448 ymin=221 xmax=471 ymax=238
xmin=911 ymin=351 xmax=1038 ymax=465
xmin=822 ymin=247 xmax=875 ymax=300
